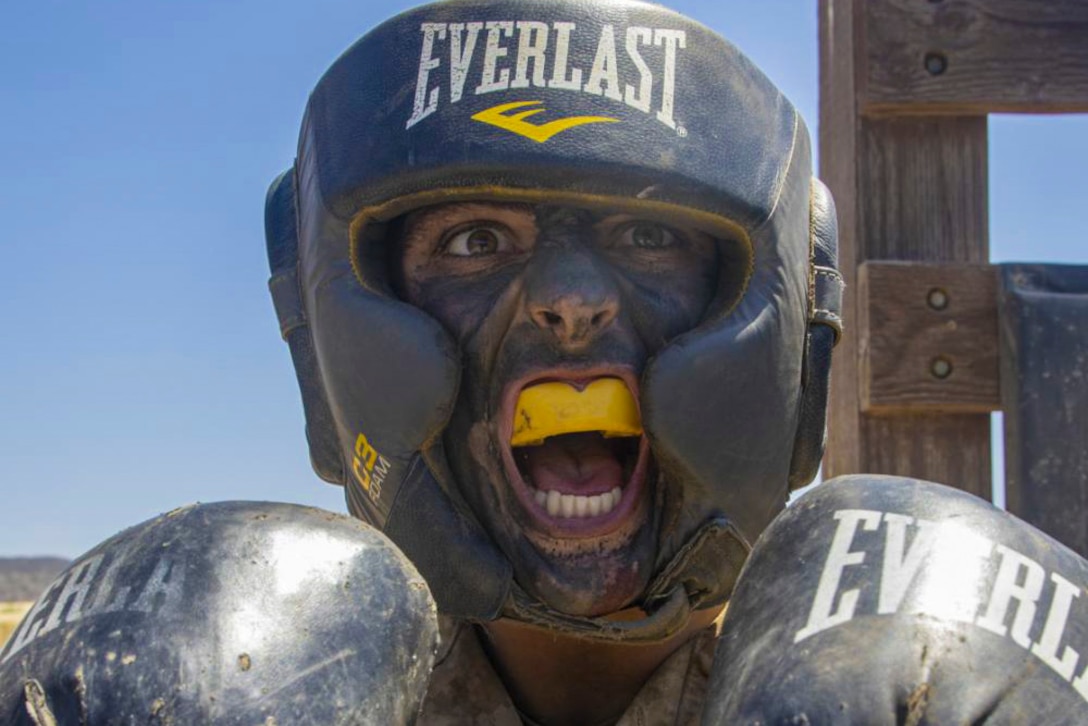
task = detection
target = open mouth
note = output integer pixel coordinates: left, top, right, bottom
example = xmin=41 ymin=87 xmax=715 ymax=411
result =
xmin=499 ymin=373 xmax=650 ymax=540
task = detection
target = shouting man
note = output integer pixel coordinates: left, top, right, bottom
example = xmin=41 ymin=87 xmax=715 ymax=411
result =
xmin=265 ymin=0 xmax=837 ymax=721
xmin=5 ymin=1 xmax=1088 ymax=724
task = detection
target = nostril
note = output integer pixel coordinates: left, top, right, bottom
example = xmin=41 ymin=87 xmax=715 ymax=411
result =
xmin=590 ymin=303 xmax=617 ymax=330
xmin=531 ymin=308 xmax=566 ymax=330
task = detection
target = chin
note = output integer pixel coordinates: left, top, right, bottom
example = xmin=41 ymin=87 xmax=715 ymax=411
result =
xmin=514 ymin=524 xmax=659 ymax=616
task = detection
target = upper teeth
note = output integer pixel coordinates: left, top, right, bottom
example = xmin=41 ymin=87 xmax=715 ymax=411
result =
xmin=533 ymin=487 xmax=623 ymax=518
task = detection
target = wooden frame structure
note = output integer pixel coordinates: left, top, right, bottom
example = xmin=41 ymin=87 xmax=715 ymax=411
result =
xmin=819 ymin=1 xmax=1088 ymax=506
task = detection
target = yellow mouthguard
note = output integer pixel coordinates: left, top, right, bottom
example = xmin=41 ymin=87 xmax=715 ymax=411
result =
xmin=510 ymin=378 xmax=642 ymax=447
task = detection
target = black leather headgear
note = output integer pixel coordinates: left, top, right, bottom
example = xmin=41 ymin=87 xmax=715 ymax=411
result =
xmin=266 ymin=0 xmax=842 ymax=640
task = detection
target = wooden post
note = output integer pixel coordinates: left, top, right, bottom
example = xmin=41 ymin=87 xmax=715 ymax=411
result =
xmin=820 ymin=0 xmax=1088 ymax=548
xmin=863 ymin=0 xmax=1088 ymax=115
xmin=820 ymin=0 xmax=993 ymax=498
xmin=821 ymin=0 xmax=1088 ymax=500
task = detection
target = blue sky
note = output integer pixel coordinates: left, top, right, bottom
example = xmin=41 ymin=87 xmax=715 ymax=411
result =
xmin=1 ymin=1 xmax=1085 ymax=557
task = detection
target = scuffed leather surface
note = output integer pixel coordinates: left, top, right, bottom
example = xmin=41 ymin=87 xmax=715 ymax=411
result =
xmin=705 ymin=476 xmax=1088 ymax=725
xmin=0 ymin=503 xmax=438 ymax=725
xmin=303 ymin=0 xmax=797 ymax=227
xmin=999 ymin=263 xmax=1088 ymax=556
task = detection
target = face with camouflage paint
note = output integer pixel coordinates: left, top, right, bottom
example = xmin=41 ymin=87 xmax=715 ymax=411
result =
xmin=395 ymin=201 xmax=719 ymax=616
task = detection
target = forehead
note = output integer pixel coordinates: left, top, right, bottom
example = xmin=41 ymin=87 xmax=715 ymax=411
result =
xmin=403 ymin=201 xmax=536 ymax=226
xmin=400 ymin=200 xmax=722 ymax=236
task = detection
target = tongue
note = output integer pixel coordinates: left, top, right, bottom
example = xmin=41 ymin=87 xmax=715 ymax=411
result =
xmin=523 ymin=433 xmax=625 ymax=495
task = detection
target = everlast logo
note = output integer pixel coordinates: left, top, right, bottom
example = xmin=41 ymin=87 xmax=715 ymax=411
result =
xmin=0 ymin=553 xmax=184 ymax=663
xmin=405 ymin=21 xmax=688 ymax=138
xmin=796 ymin=509 xmax=1088 ymax=702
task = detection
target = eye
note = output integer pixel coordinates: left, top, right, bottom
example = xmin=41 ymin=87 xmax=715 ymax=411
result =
xmin=443 ymin=225 xmax=512 ymax=257
xmin=617 ymin=223 xmax=680 ymax=250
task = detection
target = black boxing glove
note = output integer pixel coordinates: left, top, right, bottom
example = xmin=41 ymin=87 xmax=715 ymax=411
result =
xmin=704 ymin=475 xmax=1088 ymax=725
xmin=0 ymin=502 xmax=438 ymax=725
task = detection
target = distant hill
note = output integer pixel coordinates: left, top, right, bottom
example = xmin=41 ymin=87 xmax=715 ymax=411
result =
xmin=0 ymin=557 xmax=69 ymax=602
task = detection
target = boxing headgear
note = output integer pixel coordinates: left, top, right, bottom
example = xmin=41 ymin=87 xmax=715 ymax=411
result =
xmin=266 ymin=0 xmax=841 ymax=640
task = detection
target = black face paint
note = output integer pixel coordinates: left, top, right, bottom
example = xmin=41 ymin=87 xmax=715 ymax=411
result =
xmin=398 ymin=202 xmax=718 ymax=616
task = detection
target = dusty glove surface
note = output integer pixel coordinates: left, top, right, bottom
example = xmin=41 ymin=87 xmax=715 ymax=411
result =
xmin=704 ymin=475 xmax=1088 ymax=725
xmin=0 ymin=501 xmax=438 ymax=725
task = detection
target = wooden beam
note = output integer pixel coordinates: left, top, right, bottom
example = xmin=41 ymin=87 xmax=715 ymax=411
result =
xmin=863 ymin=0 xmax=1088 ymax=115
xmin=821 ymin=0 xmax=993 ymax=500
xmin=859 ymin=261 xmax=1000 ymax=413
xmin=820 ymin=0 xmax=864 ymax=477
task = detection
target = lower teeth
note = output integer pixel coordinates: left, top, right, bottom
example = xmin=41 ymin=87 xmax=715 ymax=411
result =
xmin=533 ymin=487 xmax=623 ymax=518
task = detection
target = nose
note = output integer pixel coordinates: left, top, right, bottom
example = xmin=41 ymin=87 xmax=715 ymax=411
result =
xmin=530 ymin=295 xmax=619 ymax=345
xmin=524 ymin=250 xmax=620 ymax=349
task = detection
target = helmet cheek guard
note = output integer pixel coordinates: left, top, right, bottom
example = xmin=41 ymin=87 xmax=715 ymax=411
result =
xmin=265 ymin=169 xmax=512 ymax=620
xmin=265 ymin=0 xmax=841 ymax=636
xmin=642 ymin=164 xmax=843 ymax=613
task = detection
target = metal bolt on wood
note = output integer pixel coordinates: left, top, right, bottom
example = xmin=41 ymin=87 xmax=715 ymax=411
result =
xmin=927 ymin=288 xmax=950 ymax=311
xmin=930 ymin=356 xmax=953 ymax=380
xmin=924 ymin=52 xmax=948 ymax=77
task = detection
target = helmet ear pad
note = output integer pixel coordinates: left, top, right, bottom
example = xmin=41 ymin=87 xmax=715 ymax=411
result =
xmin=788 ymin=325 xmax=836 ymax=489
xmin=788 ymin=180 xmax=843 ymax=490
xmin=265 ymin=169 xmax=344 ymax=484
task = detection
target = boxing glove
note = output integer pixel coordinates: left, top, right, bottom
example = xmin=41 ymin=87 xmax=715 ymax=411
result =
xmin=0 ymin=501 xmax=438 ymax=725
xmin=704 ymin=475 xmax=1088 ymax=725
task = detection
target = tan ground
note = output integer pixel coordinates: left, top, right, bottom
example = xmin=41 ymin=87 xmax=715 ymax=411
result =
xmin=0 ymin=601 xmax=34 ymax=648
